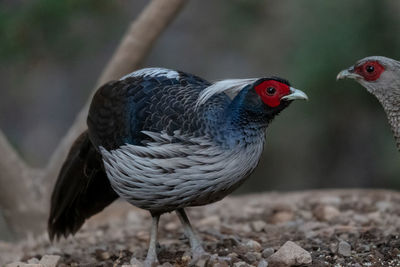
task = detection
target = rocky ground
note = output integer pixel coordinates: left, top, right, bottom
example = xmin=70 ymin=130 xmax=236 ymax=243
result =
xmin=1 ymin=189 xmax=400 ymax=267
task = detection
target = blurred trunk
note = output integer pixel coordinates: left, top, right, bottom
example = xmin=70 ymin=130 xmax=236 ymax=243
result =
xmin=0 ymin=131 xmax=45 ymax=240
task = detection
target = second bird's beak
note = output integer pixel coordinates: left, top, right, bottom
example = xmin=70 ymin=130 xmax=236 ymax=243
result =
xmin=282 ymin=87 xmax=308 ymax=101
xmin=336 ymin=67 xmax=362 ymax=80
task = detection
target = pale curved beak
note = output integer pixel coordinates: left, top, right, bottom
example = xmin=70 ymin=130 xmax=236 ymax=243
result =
xmin=281 ymin=87 xmax=308 ymax=101
xmin=336 ymin=67 xmax=362 ymax=80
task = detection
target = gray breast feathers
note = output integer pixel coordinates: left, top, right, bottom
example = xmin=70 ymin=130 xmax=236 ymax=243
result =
xmin=100 ymin=131 xmax=265 ymax=212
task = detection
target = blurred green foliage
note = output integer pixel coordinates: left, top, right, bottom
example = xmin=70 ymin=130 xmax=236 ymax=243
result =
xmin=0 ymin=0 xmax=118 ymax=62
xmin=286 ymin=0 xmax=400 ymax=188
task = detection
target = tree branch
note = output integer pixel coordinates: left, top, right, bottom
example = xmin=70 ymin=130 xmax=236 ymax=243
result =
xmin=0 ymin=131 xmax=45 ymax=239
xmin=43 ymin=0 xmax=186 ymax=196
xmin=0 ymin=131 xmax=31 ymax=210
xmin=96 ymin=0 xmax=186 ymax=87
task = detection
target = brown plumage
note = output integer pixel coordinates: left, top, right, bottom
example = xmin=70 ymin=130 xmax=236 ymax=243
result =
xmin=337 ymin=56 xmax=400 ymax=149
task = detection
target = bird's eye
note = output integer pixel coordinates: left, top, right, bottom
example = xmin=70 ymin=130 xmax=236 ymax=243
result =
xmin=266 ymin=87 xmax=276 ymax=95
xmin=366 ymin=65 xmax=374 ymax=73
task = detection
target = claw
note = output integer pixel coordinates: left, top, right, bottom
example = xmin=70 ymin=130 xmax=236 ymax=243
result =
xmin=143 ymin=258 xmax=159 ymax=267
xmin=190 ymin=251 xmax=231 ymax=266
xmin=130 ymin=257 xmax=158 ymax=267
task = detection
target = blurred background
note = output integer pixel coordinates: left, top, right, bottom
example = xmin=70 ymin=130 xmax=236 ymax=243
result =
xmin=1 ymin=0 xmax=400 ymax=194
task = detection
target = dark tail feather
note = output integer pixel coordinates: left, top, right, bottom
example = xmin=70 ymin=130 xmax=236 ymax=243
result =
xmin=48 ymin=131 xmax=118 ymax=241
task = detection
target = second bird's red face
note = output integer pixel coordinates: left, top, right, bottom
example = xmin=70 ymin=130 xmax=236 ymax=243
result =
xmin=354 ymin=61 xmax=385 ymax=82
xmin=254 ymin=80 xmax=291 ymax=107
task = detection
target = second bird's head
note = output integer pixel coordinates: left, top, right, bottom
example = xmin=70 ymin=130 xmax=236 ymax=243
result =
xmin=337 ymin=56 xmax=400 ymax=100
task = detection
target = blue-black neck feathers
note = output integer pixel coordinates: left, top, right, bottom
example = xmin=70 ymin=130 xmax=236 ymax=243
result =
xmin=213 ymin=82 xmax=290 ymax=148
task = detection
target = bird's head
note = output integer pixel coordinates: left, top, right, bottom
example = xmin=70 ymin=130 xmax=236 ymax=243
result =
xmin=227 ymin=77 xmax=308 ymax=126
xmin=233 ymin=77 xmax=308 ymax=121
xmin=337 ymin=56 xmax=400 ymax=99
xmin=196 ymin=76 xmax=308 ymax=126
xmin=252 ymin=77 xmax=308 ymax=108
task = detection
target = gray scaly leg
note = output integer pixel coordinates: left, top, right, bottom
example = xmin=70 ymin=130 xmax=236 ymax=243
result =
xmin=143 ymin=214 xmax=160 ymax=267
xmin=176 ymin=208 xmax=207 ymax=261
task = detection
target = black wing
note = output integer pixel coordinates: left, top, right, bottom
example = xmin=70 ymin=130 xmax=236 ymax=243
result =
xmin=87 ymin=70 xmax=228 ymax=151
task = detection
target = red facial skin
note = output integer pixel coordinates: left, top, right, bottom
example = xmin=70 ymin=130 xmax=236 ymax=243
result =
xmin=354 ymin=61 xmax=385 ymax=82
xmin=254 ymin=80 xmax=290 ymax=107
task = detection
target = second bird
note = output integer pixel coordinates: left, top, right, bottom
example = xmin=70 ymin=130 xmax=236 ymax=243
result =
xmin=338 ymin=56 xmax=400 ymax=149
xmin=48 ymin=68 xmax=308 ymax=266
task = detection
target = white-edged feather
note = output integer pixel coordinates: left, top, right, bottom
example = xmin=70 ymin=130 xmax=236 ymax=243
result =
xmin=100 ymin=130 xmax=265 ymax=211
xmin=120 ymin=67 xmax=179 ymax=80
xmin=196 ymin=78 xmax=258 ymax=108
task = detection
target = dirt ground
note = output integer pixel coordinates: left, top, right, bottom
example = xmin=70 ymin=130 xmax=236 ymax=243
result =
xmin=1 ymin=189 xmax=400 ymax=267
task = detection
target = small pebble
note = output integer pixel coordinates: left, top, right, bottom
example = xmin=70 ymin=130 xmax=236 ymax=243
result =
xmin=181 ymin=253 xmax=191 ymax=263
xmin=257 ymin=259 xmax=268 ymax=267
xmin=338 ymin=241 xmax=351 ymax=257
xmin=313 ymin=205 xmax=340 ymax=221
xmin=246 ymin=240 xmax=262 ymax=252
xmin=329 ymin=243 xmax=337 ymax=253
xmin=244 ymin=252 xmax=258 ymax=263
xmin=27 ymin=258 xmax=40 ymax=264
xmin=233 ymin=261 xmax=249 ymax=267
xmin=235 ymin=244 xmax=250 ymax=255
xmin=39 ymin=255 xmax=61 ymax=267
xmin=270 ymin=211 xmax=294 ymax=224
xmin=95 ymin=249 xmax=110 ymax=260
xmin=318 ymin=196 xmax=341 ymax=205
xmin=262 ymin=248 xmax=274 ymax=259
xmin=164 ymin=222 xmax=178 ymax=231
xmin=368 ymin=211 xmax=381 ymax=223
xmin=136 ymin=231 xmax=149 ymax=241
xmin=227 ymin=252 xmax=239 ymax=259
xmin=198 ymin=215 xmax=221 ymax=227
xmin=353 ymin=214 xmax=369 ymax=224
xmin=211 ymin=261 xmax=229 ymax=267
xmin=376 ymin=201 xmax=391 ymax=212
xmin=268 ymin=241 xmax=312 ymax=266
xmin=361 ymin=244 xmax=371 ymax=252
xmin=251 ymin=220 xmax=267 ymax=232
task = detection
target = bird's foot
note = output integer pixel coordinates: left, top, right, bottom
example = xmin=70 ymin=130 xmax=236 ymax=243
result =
xmin=130 ymin=256 xmax=158 ymax=267
xmin=190 ymin=246 xmax=230 ymax=266
xmin=203 ymin=229 xmax=241 ymax=246
xmin=190 ymin=246 xmax=209 ymax=265
xmin=144 ymin=258 xmax=159 ymax=267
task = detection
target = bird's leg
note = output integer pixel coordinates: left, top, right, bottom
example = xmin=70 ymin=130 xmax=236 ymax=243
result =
xmin=142 ymin=214 xmax=160 ymax=267
xmin=176 ymin=208 xmax=207 ymax=261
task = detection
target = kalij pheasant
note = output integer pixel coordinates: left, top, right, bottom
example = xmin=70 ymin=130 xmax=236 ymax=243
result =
xmin=337 ymin=56 xmax=400 ymax=149
xmin=48 ymin=68 xmax=308 ymax=265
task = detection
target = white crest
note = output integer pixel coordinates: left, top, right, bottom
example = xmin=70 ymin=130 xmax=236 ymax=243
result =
xmin=196 ymin=78 xmax=257 ymax=108
xmin=120 ymin=67 xmax=179 ymax=80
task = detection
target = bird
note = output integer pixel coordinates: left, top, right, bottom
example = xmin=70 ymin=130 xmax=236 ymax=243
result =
xmin=337 ymin=56 xmax=400 ymax=149
xmin=48 ymin=67 xmax=308 ymax=266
